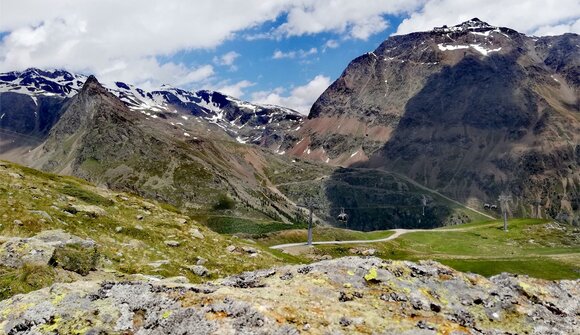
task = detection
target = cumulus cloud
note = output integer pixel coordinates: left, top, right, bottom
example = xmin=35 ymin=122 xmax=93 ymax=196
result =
xmin=272 ymin=47 xmax=317 ymax=59
xmin=0 ymin=0 xmax=420 ymax=88
xmin=533 ymin=18 xmax=580 ymax=36
xmin=214 ymin=80 xmax=255 ymax=98
xmin=395 ymin=0 xmax=580 ymax=36
xmin=275 ymin=0 xmax=422 ymax=40
xmin=323 ymin=39 xmax=340 ymax=50
xmin=1 ymin=0 xmax=577 ymax=91
xmin=213 ymin=51 xmax=240 ymax=70
xmin=0 ymin=0 xmax=287 ymax=87
xmin=251 ymin=75 xmax=331 ymax=114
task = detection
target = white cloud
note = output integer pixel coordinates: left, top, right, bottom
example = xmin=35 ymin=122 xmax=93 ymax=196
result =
xmin=395 ymin=0 xmax=580 ymax=36
xmin=324 ymin=39 xmax=340 ymax=50
xmin=1 ymin=0 xmax=577 ymax=90
xmin=533 ymin=18 xmax=580 ymax=36
xmin=272 ymin=47 xmax=317 ymax=59
xmin=214 ymin=80 xmax=255 ymax=98
xmin=0 ymin=0 xmax=288 ymax=87
xmin=275 ymin=0 xmax=422 ymax=40
xmin=213 ymin=51 xmax=240 ymax=70
xmin=251 ymin=75 xmax=331 ymax=114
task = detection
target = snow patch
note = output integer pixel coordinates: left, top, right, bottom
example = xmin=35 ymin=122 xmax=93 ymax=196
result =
xmin=438 ymin=44 xmax=469 ymax=51
xmin=470 ymin=31 xmax=491 ymax=37
xmin=470 ymin=44 xmax=501 ymax=56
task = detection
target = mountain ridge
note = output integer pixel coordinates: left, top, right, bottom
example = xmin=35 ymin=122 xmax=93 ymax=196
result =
xmin=285 ymin=18 xmax=580 ymax=226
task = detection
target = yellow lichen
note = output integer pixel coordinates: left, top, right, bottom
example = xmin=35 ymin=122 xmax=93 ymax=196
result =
xmin=364 ymin=267 xmax=378 ymax=281
xmin=162 ymin=310 xmax=172 ymax=319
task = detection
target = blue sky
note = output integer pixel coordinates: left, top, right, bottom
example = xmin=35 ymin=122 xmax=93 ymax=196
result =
xmin=1 ymin=0 xmax=578 ymax=113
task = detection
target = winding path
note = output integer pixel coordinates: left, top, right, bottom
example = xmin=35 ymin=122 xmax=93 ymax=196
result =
xmin=269 ymin=224 xmax=495 ymax=250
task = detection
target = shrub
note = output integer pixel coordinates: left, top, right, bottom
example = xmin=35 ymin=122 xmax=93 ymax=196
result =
xmin=60 ymin=184 xmax=114 ymax=206
xmin=213 ymin=194 xmax=235 ymax=210
xmin=0 ymin=263 xmax=55 ymax=300
xmin=51 ymin=244 xmax=99 ymax=276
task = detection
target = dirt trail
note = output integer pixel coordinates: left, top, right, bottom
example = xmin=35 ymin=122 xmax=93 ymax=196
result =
xmin=269 ymin=224 xmax=497 ymax=250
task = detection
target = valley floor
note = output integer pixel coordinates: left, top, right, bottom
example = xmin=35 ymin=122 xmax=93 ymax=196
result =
xmin=259 ymin=219 xmax=580 ymax=280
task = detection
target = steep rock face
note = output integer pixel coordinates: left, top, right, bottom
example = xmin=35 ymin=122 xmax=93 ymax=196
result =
xmin=289 ymin=19 xmax=580 ymax=224
xmin=1 ymin=257 xmax=578 ymax=334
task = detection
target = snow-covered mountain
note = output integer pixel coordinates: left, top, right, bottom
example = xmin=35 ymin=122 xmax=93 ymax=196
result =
xmin=0 ymin=68 xmax=303 ymax=150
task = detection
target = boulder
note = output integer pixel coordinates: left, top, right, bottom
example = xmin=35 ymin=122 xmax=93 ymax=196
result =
xmin=188 ymin=265 xmax=210 ymax=277
xmin=34 ymin=229 xmax=95 ymax=248
xmin=0 ymin=230 xmax=96 ymax=268
xmin=28 ymin=210 xmax=53 ymax=222
xmin=164 ymin=240 xmax=180 ymax=247
xmin=70 ymin=204 xmax=107 ymax=216
xmin=0 ymin=238 xmax=55 ymax=268
xmin=189 ymin=228 xmax=204 ymax=239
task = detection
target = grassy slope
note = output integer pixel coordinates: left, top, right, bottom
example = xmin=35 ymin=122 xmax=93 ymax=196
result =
xmin=268 ymin=219 xmax=579 ymax=280
xmin=257 ymin=227 xmax=395 ymax=246
xmin=0 ymin=160 xmax=305 ymax=298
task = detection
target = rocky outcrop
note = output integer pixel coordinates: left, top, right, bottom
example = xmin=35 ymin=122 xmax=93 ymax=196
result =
xmin=0 ymin=230 xmax=95 ymax=269
xmin=1 ymin=257 xmax=578 ymax=334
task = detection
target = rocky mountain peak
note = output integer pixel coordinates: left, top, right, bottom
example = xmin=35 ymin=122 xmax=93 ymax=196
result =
xmin=80 ymin=75 xmax=108 ymax=96
xmin=433 ymin=17 xmax=496 ymax=33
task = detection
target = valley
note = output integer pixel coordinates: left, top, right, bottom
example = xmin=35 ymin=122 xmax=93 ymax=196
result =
xmin=0 ymin=14 xmax=578 ymax=335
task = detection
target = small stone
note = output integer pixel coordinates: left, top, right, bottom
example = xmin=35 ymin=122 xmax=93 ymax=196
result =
xmin=189 ymin=265 xmax=210 ymax=277
xmin=361 ymin=248 xmax=376 ymax=256
xmin=226 ymin=245 xmax=236 ymax=253
xmin=164 ymin=240 xmax=180 ymax=247
xmin=175 ymin=218 xmax=187 ymax=225
xmin=242 ymin=246 xmax=258 ymax=254
xmin=13 ymin=219 xmax=23 ymax=226
xmin=115 ymin=226 xmax=123 ymax=233
xmin=339 ymin=317 xmax=352 ymax=327
xmin=8 ymin=172 xmax=23 ymax=179
xmin=135 ymin=225 xmax=144 ymax=230
xmin=196 ymin=257 xmax=207 ymax=265
xmin=70 ymin=204 xmax=106 ymax=217
xmin=189 ymin=228 xmax=205 ymax=239
xmin=136 ymin=214 xmax=144 ymax=220
xmin=29 ymin=210 xmax=53 ymax=222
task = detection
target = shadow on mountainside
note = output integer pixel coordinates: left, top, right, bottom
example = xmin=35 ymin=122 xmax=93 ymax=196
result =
xmin=321 ymin=51 xmax=577 ymax=230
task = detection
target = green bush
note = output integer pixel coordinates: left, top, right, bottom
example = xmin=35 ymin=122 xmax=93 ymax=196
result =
xmin=213 ymin=194 xmax=236 ymax=210
xmin=0 ymin=263 xmax=56 ymax=300
xmin=51 ymin=244 xmax=99 ymax=276
xmin=60 ymin=184 xmax=114 ymax=206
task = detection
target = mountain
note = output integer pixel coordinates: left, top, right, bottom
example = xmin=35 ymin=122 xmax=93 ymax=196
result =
xmin=0 ymin=72 xmax=309 ymax=226
xmin=285 ymin=18 xmax=580 ymax=225
xmin=0 ymin=68 xmax=303 ymax=152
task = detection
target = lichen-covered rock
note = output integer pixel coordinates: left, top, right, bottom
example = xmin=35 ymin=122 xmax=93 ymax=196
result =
xmin=189 ymin=228 xmax=204 ymax=239
xmin=70 ymin=204 xmax=107 ymax=216
xmin=188 ymin=265 xmax=210 ymax=277
xmin=0 ymin=257 xmax=578 ymax=334
xmin=0 ymin=238 xmax=55 ymax=268
xmin=0 ymin=230 xmax=95 ymax=268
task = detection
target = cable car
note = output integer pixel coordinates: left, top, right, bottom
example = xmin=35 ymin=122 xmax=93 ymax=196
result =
xmin=337 ymin=207 xmax=348 ymax=223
